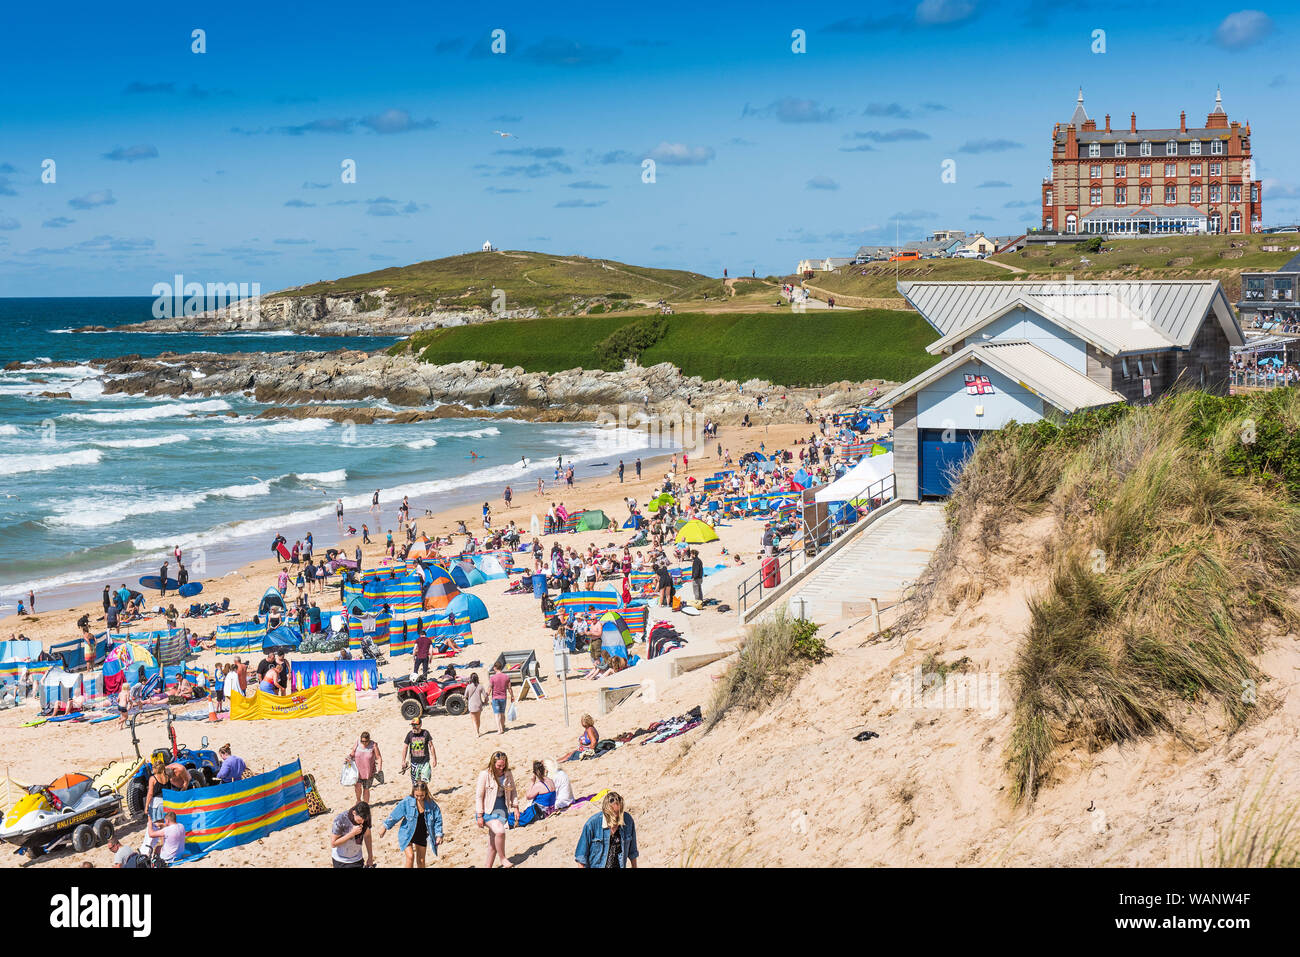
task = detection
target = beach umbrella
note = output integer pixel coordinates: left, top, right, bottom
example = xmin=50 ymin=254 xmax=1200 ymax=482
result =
xmin=109 ymin=640 xmax=156 ymax=668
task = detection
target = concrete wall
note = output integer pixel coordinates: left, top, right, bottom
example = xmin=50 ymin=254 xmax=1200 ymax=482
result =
xmin=917 ymin=362 xmax=1046 ymax=431
xmin=959 ymin=306 xmax=1088 ymax=373
xmin=894 ymin=395 xmax=919 ymax=501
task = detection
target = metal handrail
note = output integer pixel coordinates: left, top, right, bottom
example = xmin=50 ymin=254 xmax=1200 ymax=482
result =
xmin=734 ymin=472 xmax=896 ymax=614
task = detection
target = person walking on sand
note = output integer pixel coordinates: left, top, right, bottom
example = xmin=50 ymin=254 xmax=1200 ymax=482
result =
xmin=159 ymin=561 xmax=169 ymax=597
xmin=503 ymin=485 xmax=512 ymax=510
xmin=691 ymin=549 xmax=704 ymax=602
xmin=575 ymin=791 xmax=638 ymax=868
xmin=489 ymin=663 xmax=514 ymax=734
xmin=330 ymin=803 xmax=374 ymax=868
xmin=348 ymin=730 xmax=383 ymax=804
xmin=335 ymin=498 xmax=345 ymax=530
xmin=618 ymin=460 xmax=625 ymax=483
xmin=465 ymin=672 xmax=487 ymax=735
xmin=401 ymin=716 xmax=436 ymax=784
xmin=635 ymin=458 xmax=642 ymax=480
xmin=475 ymin=751 xmax=519 ymax=868
xmin=27 ymin=590 xmax=35 ymax=615
xmin=379 ymin=781 xmax=443 ymax=868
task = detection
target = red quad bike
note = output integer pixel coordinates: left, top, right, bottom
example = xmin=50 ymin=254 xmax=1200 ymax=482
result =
xmin=393 ymin=674 xmax=468 ymax=719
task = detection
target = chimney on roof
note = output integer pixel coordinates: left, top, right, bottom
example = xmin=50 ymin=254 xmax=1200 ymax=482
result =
xmin=1180 ymin=111 xmax=1186 ymax=133
xmin=1130 ymin=112 xmax=1137 ymax=133
xmin=1104 ymin=114 xmax=1111 ymax=132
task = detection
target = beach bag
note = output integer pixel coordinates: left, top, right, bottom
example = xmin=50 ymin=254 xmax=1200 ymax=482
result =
xmin=340 ymin=760 xmax=359 ymax=787
xmin=303 ymin=773 xmax=329 ymax=817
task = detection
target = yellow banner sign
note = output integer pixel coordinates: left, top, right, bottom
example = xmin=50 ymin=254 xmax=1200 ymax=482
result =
xmin=231 ymin=684 xmax=357 ymax=721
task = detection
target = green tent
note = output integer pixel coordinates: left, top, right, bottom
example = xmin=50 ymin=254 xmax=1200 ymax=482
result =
xmin=574 ymin=509 xmax=609 ymax=531
xmin=646 ymin=493 xmax=676 ymax=513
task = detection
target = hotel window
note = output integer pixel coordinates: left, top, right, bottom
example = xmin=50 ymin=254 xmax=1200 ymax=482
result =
xmin=1210 ymin=213 xmax=1221 ymax=233
xmin=1190 ymin=162 xmax=1201 ymax=176
xmin=1116 ymin=164 xmax=1127 ymax=178
xmin=1210 ymin=184 xmax=1221 ymax=203
xmin=1190 ymin=140 xmax=1202 ymax=155
xmin=1211 ymin=139 xmax=1224 ymax=155
xmin=1137 ymin=356 xmax=1146 ymax=376
xmin=1210 ymin=162 xmax=1222 ymax=176
xmin=1090 ymin=164 xmax=1101 ymax=178
xmin=1115 ymin=141 xmax=1127 ymax=157
xmin=1090 ymin=186 xmax=1102 ymax=205
xmin=1252 ymin=183 xmax=1259 ymax=202
xmin=1121 ymin=357 xmax=1131 ymax=378
xmin=1164 ymin=163 xmax=1176 ymax=177
xmin=1140 ymin=185 xmax=1152 ymax=204
xmin=1165 ymin=185 xmax=1176 ymax=204
xmin=1140 ymin=163 xmax=1151 ymax=177
xmin=1045 ymin=189 xmax=1053 ymax=206
xmin=1190 ymin=185 xmax=1201 ymax=203
xmin=1277 ymin=278 xmax=1294 ymax=301
xmin=1116 ymin=186 xmax=1127 ymax=205
xmin=1140 ymin=140 xmax=1152 ymax=156
xmin=1165 ymin=140 xmax=1178 ymax=155
xmin=1089 ymin=143 xmax=1100 ymax=157
xmin=1230 ymin=184 xmax=1242 ymax=202
xmin=1231 ymin=211 xmax=1242 ymax=232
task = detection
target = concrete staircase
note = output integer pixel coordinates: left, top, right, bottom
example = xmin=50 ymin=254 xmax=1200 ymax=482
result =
xmin=785 ymin=503 xmax=946 ymax=620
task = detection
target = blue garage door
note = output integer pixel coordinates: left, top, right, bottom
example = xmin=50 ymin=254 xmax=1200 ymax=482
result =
xmin=919 ymin=429 xmax=980 ymax=498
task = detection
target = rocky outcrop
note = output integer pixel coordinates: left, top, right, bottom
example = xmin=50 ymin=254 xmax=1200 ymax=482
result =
xmin=87 ymin=351 xmax=889 ymax=425
xmin=91 ymin=289 xmax=539 ymax=337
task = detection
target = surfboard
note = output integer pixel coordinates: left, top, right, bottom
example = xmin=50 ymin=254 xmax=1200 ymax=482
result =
xmin=178 ymin=582 xmax=203 ymax=598
xmin=679 ymin=605 xmax=702 ymax=616
xmin=19 ymin=718 xmax=46 ymax=728
xmin=139 ymin=576 xmax=182 ymax=591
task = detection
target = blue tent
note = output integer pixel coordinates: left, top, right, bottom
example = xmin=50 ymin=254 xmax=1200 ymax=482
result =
xmin=622 ymin=515 xmax=644 ymax=529
xmin=258 ymin=586 xmax=286 ymax=616
xmin=264 ymin=625 xmax=302 ymax=651
xmin=792 ymin=469 xmax=813 ymax=487
xmin=450 ymin=563 xmax=488 ymax=588
xmin=446 ymin=591 xmax=489 ymax=623
xmin=829 ymin=502 xmax=859 ymax=525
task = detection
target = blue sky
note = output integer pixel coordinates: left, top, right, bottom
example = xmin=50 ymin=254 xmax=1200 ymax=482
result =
xmin=1 ymin=0 xmax=1297 ymax=294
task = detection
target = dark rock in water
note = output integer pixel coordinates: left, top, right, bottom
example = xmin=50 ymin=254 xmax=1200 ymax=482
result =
xmin=70 ymin=325 xmax=109 ymax=333
xmin=39 ymin=391 xmax=72 ymax=398
xmin=3 ymin=361 xmax=24 ymax=371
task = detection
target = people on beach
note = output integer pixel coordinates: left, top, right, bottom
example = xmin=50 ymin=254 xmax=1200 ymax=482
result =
xmin=330 ymin=803 xmax=374 ymax=868
xmin=146 ymin=810 xmax=188 ymax=866
xmin=216 ymin=744 xmax=247 ymax=783
xmin=578 ymin=714 xmax=599 ymax=754
xmin=465 ymin=672 xmax=486 ymax=735
xmin=488 ymin=663 xmax=514 ymax=734
xmin=575 ymin=792 xmax=638 ymax=868
xmin=348 ymin=730 xmax=383 ymax=804
xmin=402 ymin=716 xmax=436 ymax=784
xmin=474 ymin=751 xmax=519 ymax=868
xmin=379 ymin=781 xmax=443 ymax=868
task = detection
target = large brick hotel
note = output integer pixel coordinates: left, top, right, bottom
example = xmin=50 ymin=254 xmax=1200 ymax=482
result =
xmin=1041 ymin=90 xmax=1262 ymax=236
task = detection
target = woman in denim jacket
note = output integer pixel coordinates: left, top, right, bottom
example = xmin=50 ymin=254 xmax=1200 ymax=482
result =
xmin=378 ymin=781 xmax=443 ymax=868
xmin=574 ymin=791 xmax=638 ymax=868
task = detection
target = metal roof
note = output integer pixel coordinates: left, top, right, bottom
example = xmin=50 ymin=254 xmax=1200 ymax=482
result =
xmin=897 ymin=280 xmax=1243 ymax=352
xmin=878 ymin=339 xmax=1124 ymax=413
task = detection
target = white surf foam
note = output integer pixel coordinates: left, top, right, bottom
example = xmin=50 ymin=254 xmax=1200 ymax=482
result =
xmin=62 ymin=399 xmax=232 ymax=423
xmin=0 ymin=448 xmax=103 ymax=475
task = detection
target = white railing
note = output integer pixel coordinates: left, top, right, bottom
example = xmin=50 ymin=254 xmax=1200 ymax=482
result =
xmin=735 ymin=473 xmax=895 ymax=615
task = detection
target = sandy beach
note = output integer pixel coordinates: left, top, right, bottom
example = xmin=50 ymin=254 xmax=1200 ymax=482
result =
xmin=0 ymin=419 xmax=817 ymax=867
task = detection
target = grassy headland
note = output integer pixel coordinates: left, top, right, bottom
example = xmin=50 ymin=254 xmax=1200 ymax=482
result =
xmin=395 ymin=308 xmax=941 ymax=385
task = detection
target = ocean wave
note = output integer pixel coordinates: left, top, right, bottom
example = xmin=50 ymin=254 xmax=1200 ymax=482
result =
xmin=405 ymin=438 xmax=438 ymax=449
xmin=90 ymin=434 xmax=191 ymax=449
xmin=62 ymin=399 xmax=232 ymax=423
xmin=226 ymin=417 xmax=332 ymax=437
xmin=296 ymin=469 xmax=348 ymax=483
xmin=439 ymin=426 xmax=502 ymax=439
xmin=0 ymin=448 xmax=103 ymax=475
xmin=0 ymin=425 xmax=19 ymax=436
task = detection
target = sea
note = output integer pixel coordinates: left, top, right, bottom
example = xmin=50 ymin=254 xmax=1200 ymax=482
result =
xmin=0 ymin=298 xmax=663 ymax=614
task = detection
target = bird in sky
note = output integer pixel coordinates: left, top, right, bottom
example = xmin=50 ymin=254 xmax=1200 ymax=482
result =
xmin=492 ymin=130 xmax=516 ymax=138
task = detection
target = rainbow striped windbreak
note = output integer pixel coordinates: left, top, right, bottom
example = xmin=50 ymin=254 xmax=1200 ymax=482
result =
xmin=164 ymin=759 xmax=309 ymax=863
